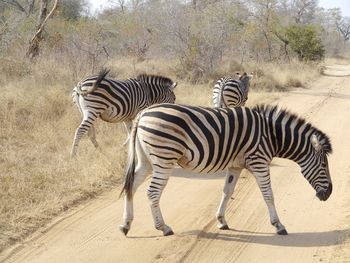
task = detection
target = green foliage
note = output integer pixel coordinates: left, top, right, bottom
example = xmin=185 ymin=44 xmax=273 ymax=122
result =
xmin=59 ymin=0 xmax=87 ymax=20
xmin=285 ymin=24 xmax=325 ymax=61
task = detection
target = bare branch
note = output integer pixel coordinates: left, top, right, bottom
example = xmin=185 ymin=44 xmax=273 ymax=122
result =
xmin=26 ymin=0 xmax=59 ymax=59
xmin=2 ymin=0 xmax=27 ymax=14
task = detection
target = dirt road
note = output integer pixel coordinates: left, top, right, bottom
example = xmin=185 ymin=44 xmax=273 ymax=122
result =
xmin=1 ymin=64 xmax=350 ymax=263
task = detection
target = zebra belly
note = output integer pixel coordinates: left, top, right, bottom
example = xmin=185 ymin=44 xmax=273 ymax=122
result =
xmin=177 ymin=149 xmax=246 ymax=174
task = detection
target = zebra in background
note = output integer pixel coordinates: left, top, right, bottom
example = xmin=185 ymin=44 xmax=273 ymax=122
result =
xmin=212 ymin=72 xmax=253 ymax=108
xmin=71 ymin=69 xmax=177 ymax=157
xmin=119 ymin=104 xmax=332 ymax=236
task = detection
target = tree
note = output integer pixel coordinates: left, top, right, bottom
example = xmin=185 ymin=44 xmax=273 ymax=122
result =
xmin=1 ymin=0 xmax=27 ymax=14
xmin=336 ymin=17 xmax=350 ymax=43
xmin=26 ymin=0 xmax=58 ymax=59
xmin=59 ymin=0 xmax=87 ymax=20
xmin=285 ymin=24 xmax=325 ymax=61
xmin=290 ymin=0 xmax=317 ymax=24
xmin=248 ymin=0 xmax=279 ymax=60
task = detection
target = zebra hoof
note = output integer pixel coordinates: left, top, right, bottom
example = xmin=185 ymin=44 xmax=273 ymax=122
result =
xmin=119 ymin=225 xmax=129 ymax=236
xmin=162 ymin=225 xmax=174 ymax=236
xmin=277 ymin=229 xmax=288 ymax=235
xmin=164 ymin=229 xmax=174 ymax=236
xmin=218 ymin=224 xmax=230 ymax=230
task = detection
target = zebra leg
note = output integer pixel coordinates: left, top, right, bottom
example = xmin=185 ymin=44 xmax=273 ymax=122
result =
xmin=120 ymin=138 xmax=151 ymax=236
xmin=122 ymin=121 xmax=132 ymax=146
xmin=71 ymin=112 xmax=99 ymax=157
xmin=120 ymin=163 xmax=151 ymax=235
xmin=147 ymin=172 xmax=174 ymax=236
xmin=248 ymin=165 xmax=288 ymax=235
xmin=216 ymin=167 xmax=242 ymax=230
xmin=87 ymin=126 xmax=99 ymax=148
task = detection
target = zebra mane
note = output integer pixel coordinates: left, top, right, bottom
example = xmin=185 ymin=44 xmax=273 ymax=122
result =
xmin=136 ymin=74 xmax=174 ymax=87
xmin=253 ymin=104 xmax=332 ymax=155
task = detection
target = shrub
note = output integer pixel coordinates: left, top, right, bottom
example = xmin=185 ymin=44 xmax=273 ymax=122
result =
xmin=285 ymin=25 xmax=325 ymax=62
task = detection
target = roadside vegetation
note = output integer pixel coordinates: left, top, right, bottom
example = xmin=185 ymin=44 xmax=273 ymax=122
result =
xmin=0 ymin=0 xmax=349 ymax=253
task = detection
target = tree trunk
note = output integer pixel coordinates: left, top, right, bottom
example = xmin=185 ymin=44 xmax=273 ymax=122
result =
xmin=5 ymin=0 xmax=27 ymax=14
xmin=38 ymin=0 xmax=48 ymax=25
xmin=192 ymin=0 xmax=197 ymax=10
xmin=28 ymin=0 xmax=36 ymax=15
xmin=26 ymin=0 xmax=58 ymax=60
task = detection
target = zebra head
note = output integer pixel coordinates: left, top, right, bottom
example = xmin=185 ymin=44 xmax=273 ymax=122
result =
xmin=237 ymin=72 xmax=253 ymax=94
xmin=136 ymin=74 xmax=177 ymax=104
xmin=235 ymin=72 xmax=253 ymax=102
xmin=300 ymin=132 xmax=332 ymax=201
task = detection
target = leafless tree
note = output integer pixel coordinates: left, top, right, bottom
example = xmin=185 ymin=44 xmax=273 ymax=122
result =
xmin=117 ymin=0 xmax=126 ymax=12
xmin=336 ymin=17 xmax=350 ymax=42
xmin=249 ymin=0 xmax=277 ymax=60
xmin=28 ymin=0 xmax=35 ymax=13
xmin=26 ymin=0 xmax=58 ymax=60
xmin=291 ymin=0 xmax=317 ymax=24
xmin=1 ymin=0 xmax=27 ymax=13
xmin=1 ymin=0 xmax=36 ymax=15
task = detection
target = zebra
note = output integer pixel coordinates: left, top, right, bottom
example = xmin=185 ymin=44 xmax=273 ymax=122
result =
xmin=212 ymin=72 xmax=252 ymax=108
xmin=119 ymin=103 xmax=332 ymax=236
xmin=71 ymin=69 xmax=177 ymax=157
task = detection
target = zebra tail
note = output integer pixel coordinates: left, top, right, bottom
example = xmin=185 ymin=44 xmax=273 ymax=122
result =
xmin=217 ymin=79 xmax=226 ymax=108
xmin=72 ymin=87 xmax=79 ymax=105
xmin=119 ymin=115 xmax=140 ymax=200
xmin=77 ymin=68 xmax=110 ymax=96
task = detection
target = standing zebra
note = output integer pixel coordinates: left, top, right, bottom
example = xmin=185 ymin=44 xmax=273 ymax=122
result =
xmin=120 ymin=104 xmax=332 ymax=236
xmin=213 ymin=72 xmax=252 ymax=108
xmin=71 ymin=69 xmax=177 ymax=157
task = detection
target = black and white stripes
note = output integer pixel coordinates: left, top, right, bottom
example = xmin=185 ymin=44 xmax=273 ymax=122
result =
xmin=119 ymin=104 xmax=332 ymax=236
xmin=213 ymin=73 xmax=252 ymax=108
xmin=71 ymin=69 xmax=177 ymax=157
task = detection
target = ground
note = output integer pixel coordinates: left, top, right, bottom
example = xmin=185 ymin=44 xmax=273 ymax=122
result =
xmin=1 ymin=64 xmax=350 ymax=263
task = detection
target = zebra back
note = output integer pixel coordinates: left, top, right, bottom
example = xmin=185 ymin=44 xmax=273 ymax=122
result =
xmin=75 ymin=68 xmax=110 ymax=96
xmin=136 ymin=74 xmax=177 ymax=105
xmin=72 ymin=71 xmax=176 ymax=120
xmin=213 ymin=73 xmax=252 ymax=108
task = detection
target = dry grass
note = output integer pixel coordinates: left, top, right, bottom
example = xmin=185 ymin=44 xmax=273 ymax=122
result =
xmin=0 ymin=64 xmax=127 ymax=252
xmin=0 ymin=57 xmax=318 ymax=253
xmin=245 ymin=61 xmax=320 ymax=91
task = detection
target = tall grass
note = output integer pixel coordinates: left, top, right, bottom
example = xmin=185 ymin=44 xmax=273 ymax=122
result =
xmin=0 ymin=61 xmax=127 ymax=251
xmin=0 ymin=56 xmax=319 ymax=253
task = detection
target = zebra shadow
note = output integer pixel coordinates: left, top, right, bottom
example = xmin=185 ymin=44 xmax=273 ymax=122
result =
xmin=180 ymin=228 xmax=350 ymax=247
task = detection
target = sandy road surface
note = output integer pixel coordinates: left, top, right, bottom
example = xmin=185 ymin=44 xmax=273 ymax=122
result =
xmin=1 ymin=64 xmax=350 ymax=263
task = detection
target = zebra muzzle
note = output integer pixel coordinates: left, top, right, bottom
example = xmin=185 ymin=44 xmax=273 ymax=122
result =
xmin=316 ymin=183 xmax=332 ymax=201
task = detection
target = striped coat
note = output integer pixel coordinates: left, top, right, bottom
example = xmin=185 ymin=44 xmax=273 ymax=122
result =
xmin=71 ymin=69 xmax=177 ymax=156
xmin=213 ymin=73 xmax=252 ymax=108
xmin=119 ymin=104 xmax=332 ymax=236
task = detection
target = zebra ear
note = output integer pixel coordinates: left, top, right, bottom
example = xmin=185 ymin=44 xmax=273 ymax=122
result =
xmin=170 ymin=82 xmax=177 ymax=90
xmin=248 ymin=72 xmax=254 ymax=80
xmin=311 ymin=134 xmax=322 ymax=152
xmin=239 ymin=72 xmax=247 ymax=80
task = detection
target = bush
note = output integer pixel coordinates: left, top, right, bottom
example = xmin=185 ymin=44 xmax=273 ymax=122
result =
xmin=285 ymin=25 xmax=325 ymax=61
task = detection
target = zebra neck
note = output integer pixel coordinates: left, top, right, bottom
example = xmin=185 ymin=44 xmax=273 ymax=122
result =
xmin=146 ymin=85 xmax=161 ymax=104
xmin=273 ymin=126 xmax=312 ymax=163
